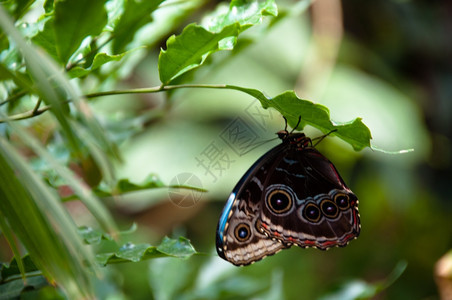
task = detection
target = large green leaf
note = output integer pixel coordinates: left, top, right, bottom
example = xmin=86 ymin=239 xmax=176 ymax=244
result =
xmin=54 ymin=0 xmax=108 ymax=64
xmin=158 ymin=0 xmax=278 ymax=84
xmin=226 ymin=86 xmax=372 ymax=151
xmin=159 ymin=23 xmax=239 ymax=84
xmin=96 ymin=237 xmax=197 ymax=266
xmin=31 ymin=17 xmax=60 ymax=63
xmin=112 ymin=0 xmax=164 ymax=53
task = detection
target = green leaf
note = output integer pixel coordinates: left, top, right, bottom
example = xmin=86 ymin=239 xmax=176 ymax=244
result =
xmin=0 ymin=275 xmax=49 ymax=299
xmin=67 ymin=51 xmax=130 ymax=78
xmin=2 ymin=0 xmax=34 ymax=20
xmin=78 ymin=224 xmax=136 ymax=245
xmin=319 ymin=261 xmax=407 ymax=300
xmin=158 ymin=23 xmax=240 ymax=84
xmin=0 ymin=135 xmax=97 ymax=298
xmin=54 ymin=0 xmax=108 ymax=64
xmin=226 ymin=86 xmax=372 ymax=151
xmin=112 ymin=0 xmax=164 ymax=53
xmin=31 ymin=17 xmax=60 ymax=63
xmin=1 ymin=255 xmax=39 ymax=281
xmin=206 ymin=0 xmax=278 ymax=32
xmin=96 ymin=237 xmax=197 ymax=266
xmin=93 ymin=174 xmax=207 ymax=198
xmin=78 ymin=226 xmax=113 ymax=245
xmin=0 ymin=7 xmax=80 ymax=153
xmin=158 ymin=0 xmax=278 ymax=84
xmin=44 ymin=0 xmax=55 ymax=13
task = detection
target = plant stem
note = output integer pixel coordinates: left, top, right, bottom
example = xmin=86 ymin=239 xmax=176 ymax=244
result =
xmin=0 ymin=83 xmax=237 ymax=123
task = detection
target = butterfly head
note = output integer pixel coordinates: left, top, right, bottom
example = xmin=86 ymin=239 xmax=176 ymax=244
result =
xmin=277 ymin=130 xmax=311 ymax=148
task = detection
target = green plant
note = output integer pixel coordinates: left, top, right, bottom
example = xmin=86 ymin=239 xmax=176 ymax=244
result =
xmin=0 ymin=0 xmax=421 ymax=299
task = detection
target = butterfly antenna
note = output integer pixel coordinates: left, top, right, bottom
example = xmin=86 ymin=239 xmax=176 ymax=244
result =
xmin=313 ymin=129 xmax=338 ymax=147
xmin=289 ymin=116 xmax=302 ymax=134
xmin=240 ymin=138 xmax=279 ymax=156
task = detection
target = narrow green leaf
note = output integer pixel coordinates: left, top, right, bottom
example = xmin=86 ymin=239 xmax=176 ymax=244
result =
xmin=96 ymin=237 xmax=197 ymax=266
xmin=0 ymin=60 xmax=33 ymax=92
xmin=4 ymin=118 xmax=118 ymax=236
xmin=0 ymin=6 xmax=80 ymax=154
xmin=226 ymin=85 xmax=372 ymax=151
xmin=54 ymin=0 xmax=108 ymax=64
xmin=0 ymin=136 xmax=97 ymax=298
xmin=2 ymin=7 xmax=121 ymax=174
xmin=0 ymin=212 xmax=27 ymax=282
xmin=158 ymin=23 xmax=240 ymax=84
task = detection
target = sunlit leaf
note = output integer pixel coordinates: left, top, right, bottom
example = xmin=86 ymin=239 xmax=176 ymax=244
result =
xmin=205 ymin=0 xmax=277 ymax=32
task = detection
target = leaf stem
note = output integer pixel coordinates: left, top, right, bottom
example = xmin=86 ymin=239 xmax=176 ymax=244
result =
xmin=0 ymin=83 xmax=249 ymax=123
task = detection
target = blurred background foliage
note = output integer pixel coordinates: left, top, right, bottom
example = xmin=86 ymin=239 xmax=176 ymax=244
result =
xmin=0 ymin=0 xmax=451 ymax=299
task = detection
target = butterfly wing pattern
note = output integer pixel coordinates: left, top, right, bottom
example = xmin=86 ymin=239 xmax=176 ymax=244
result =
xmin=216 ymin=131 xmax=360 ymax=266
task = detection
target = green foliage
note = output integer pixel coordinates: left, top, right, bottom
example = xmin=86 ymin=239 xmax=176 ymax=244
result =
xmin=96 ymin=237 xmax=197 ymax=266
xmin=225 ymin=86 xmax=371 ymax=150
xmin=0 ymin=0 xmax=438 ymax=299
xmin=112 ymin=0 xmax=164 ymax=53
xmin=54 ymin=0 xmax=108 ymax=64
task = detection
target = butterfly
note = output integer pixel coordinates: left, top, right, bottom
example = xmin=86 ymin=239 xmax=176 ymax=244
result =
xmin=216 ymin=122 xmax=360 ymax=266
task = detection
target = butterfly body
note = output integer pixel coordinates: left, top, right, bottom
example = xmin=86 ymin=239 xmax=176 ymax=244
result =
xmin=216 ymin=131 xmax=360 ymax=266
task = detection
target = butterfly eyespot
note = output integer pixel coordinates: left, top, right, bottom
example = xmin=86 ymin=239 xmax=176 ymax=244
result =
xmin=303 ymin=203 xmax=321 ymax=223
xmin=320 ymin=199 xmax=339 ymax=218
xmin=266 ymin=189 xmax=293 ymax=214
xmin=234 ymin=223 xmax=251 ymax=242
xmin=334 ymin=193 xmax=350 ymax=210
